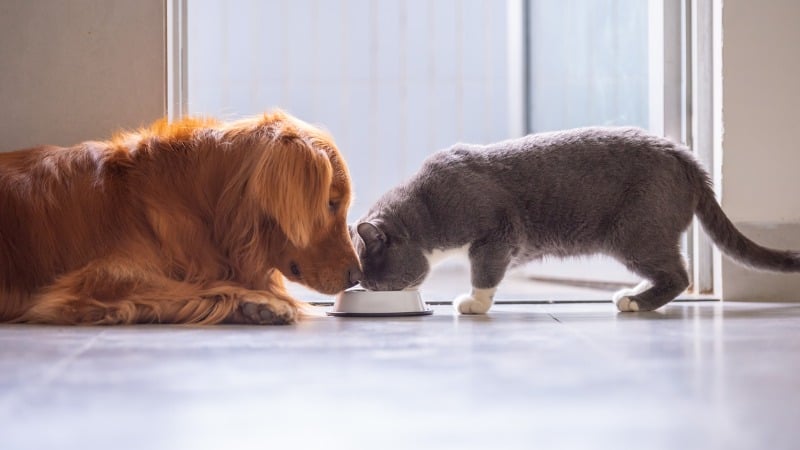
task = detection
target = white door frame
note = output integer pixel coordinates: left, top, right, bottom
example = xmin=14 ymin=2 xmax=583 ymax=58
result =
xmin=167 ymin=0 xmax=188 ymax=121
xmin=689 ymin=0 xmax=716 ymax=294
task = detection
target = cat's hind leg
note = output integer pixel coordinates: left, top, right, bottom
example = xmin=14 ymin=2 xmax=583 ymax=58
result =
xmin=616 ymin=252 xmax=689 ymax=312
xmin=613 ymin=280 xmax=652 ymax=311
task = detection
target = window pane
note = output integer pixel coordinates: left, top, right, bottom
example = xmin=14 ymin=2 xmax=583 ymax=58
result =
xmin=186 ymin=0 xmax=661 ymax=297
xmin=528 ymin=0 xmax=649 ymax=132
xmin=187 ymin=0 xmax=512 ymax=222
xmin=188 ymin=0 xmax=651 ymax=219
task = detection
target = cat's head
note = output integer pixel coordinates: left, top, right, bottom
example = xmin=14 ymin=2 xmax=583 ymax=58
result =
xmin=350 ymin=220 xmax=430 ymax=291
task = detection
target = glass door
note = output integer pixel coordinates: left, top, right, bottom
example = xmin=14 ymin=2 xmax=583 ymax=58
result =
xmin=180 ymin=0 xmax=688 ymax=301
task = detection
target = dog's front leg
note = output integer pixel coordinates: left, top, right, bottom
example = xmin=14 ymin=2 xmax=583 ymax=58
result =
xmin=17 ymin=260 xmax=302 ymax=325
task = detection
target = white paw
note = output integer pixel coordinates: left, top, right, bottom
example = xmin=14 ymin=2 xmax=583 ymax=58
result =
xmin=615 ymin=295 xmax=640 ymax=312
xmin=613 ymin=281 xmax=650 ymax=312
xmin=454 ymin=294 xmax=491 ymax=314
xmin=453 ymin=287 xmax=496 ymax=315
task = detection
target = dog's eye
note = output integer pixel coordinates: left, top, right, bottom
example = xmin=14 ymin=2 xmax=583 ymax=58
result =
xmin=328 ymin=200 xmax=340 ymax=213
xmin=290 ymin=262 xmax=301 ymax=277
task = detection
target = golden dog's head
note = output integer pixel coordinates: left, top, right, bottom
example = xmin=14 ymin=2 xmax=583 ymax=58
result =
xmin=241 ymin=111 xmax=362 ymax=294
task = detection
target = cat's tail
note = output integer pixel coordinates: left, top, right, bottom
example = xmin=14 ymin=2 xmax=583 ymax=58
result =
xmin=693 ymin=171 xmax=800 ymax=272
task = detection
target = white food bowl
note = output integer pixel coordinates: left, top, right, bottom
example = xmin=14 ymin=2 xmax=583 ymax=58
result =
xmin=327 ymin=288 xmax=433 ymax=317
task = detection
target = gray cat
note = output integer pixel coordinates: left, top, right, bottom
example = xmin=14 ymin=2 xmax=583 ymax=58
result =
xmin=352 ymin=127 xmax=800 ymax=314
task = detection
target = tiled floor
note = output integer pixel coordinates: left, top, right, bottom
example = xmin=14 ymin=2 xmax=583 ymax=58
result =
xmin=2 ymin=300 xmax=800 ymax=450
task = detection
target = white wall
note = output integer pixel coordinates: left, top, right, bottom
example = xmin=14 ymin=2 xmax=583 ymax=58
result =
xmin=0 ymin=0 xmax=166 ymax=151
xmin=717 ymin=0 xmax=800 ymax=300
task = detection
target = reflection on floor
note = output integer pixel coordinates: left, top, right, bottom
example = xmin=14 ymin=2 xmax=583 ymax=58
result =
xmin=2 ymin=301 xmax=799 ymax=450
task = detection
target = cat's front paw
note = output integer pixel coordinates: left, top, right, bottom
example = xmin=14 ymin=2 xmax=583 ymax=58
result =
xmin=453 ymin=292 xmax=493 ymax=315
xmin=454 ymin=293 xmax=491 ymax=314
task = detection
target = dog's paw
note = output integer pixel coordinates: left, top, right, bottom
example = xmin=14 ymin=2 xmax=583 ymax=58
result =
xmin=239 ymin=295 xmax=298 ymax=325
xmin=453 ymin=288 xmax=495 ymax=315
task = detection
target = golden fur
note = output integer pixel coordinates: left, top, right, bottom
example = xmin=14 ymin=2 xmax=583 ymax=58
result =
xmin=0 ymin=110 xmax=360 ymax=324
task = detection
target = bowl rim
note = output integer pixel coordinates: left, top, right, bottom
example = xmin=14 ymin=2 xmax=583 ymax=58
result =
xmin=326 ymin=309 xmax=433 ymax=317
xmin=328 ymin=288 xmax=433 ymax=317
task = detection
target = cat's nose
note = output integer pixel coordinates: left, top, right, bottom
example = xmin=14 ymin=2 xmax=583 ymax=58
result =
xmin=346 ymin=266 xmax=363 ymax=288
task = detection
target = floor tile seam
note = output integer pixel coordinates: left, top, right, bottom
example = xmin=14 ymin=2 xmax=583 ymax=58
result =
xmin=542 ymin=310 xmax=646 ymax=369
xmin=39 ymin=330 xmax=107 ymax=385
xmin=0 ymin=329 xmax=106 ymax=415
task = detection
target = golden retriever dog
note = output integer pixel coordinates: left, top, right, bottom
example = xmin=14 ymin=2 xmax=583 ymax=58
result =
xmin=0 ymin=110 xmax=361 ymax=325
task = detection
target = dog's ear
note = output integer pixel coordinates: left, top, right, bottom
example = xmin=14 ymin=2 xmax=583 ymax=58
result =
xmin=252 ymin=136 xmax=333 ymax=247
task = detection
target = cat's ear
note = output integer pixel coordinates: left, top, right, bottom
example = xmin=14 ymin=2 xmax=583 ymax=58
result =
xmin=357 ymin=221 xmax=387 ymax=254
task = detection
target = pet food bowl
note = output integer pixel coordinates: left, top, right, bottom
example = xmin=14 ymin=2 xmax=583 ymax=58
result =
xmin=327 ymin=288 xmax=433 ymax=317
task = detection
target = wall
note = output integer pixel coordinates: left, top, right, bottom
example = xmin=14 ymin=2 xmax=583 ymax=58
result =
xmin=718 ymin=0 xmax=800 ymax=300
xmin=0 ymin=0 xmax=166 ymax=151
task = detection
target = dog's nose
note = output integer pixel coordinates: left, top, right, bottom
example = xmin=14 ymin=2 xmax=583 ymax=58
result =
xmin=347 ymin=266 xmax=363 ymax=287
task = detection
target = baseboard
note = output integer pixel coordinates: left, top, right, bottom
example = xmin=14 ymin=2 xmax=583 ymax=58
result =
xmin=719 ymin=222 xmax=800 ymax=302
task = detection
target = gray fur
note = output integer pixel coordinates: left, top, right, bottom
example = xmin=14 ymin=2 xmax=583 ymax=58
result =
xmin=352 ymin=127 xmax=800 ymax=313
